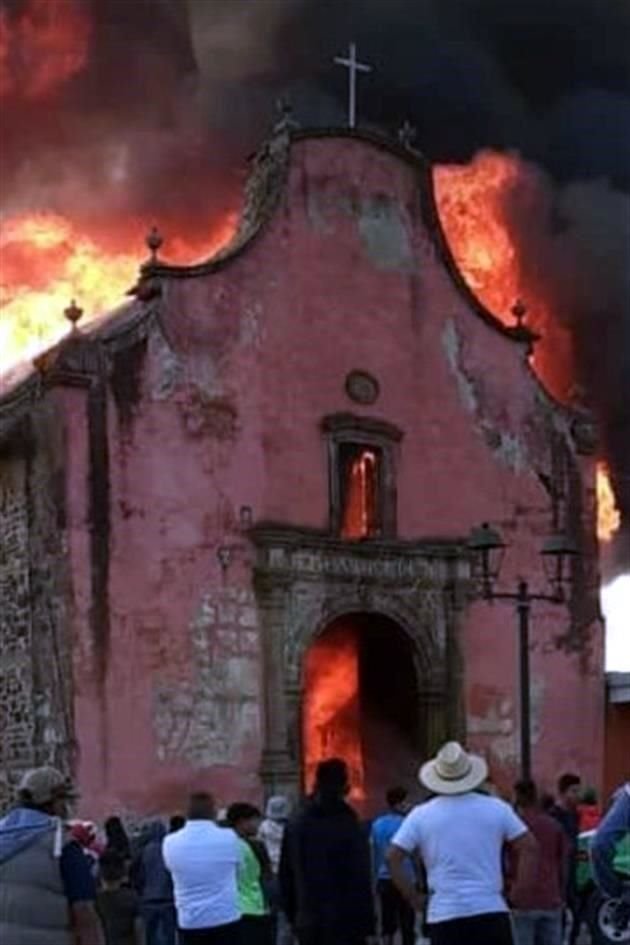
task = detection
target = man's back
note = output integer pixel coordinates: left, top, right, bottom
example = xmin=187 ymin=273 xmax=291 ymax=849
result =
xmin=279 ymin=794 xmax=375 ymax=936
xmin=162 ymin=820 xmax=240 ymax=930
xmin=392 ymin=792 xmax=527 ymax=923
xmin=508 ymin=809 xmax=568 ymax=910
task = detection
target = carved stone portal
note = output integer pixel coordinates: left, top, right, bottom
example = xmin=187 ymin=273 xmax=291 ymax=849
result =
xmin=251 ymin=525 xmax=469 ymax=797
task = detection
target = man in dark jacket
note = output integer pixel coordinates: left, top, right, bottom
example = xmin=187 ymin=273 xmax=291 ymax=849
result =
xmin=0 ymin=766 xmax=103 ymax=945
xmin=550 ymin=772 xmax=582 ymax=945
xmin=278 ymin=758 xmax=376 ymax=945
xmin=132 ymin=820 xmax=176 ymax=945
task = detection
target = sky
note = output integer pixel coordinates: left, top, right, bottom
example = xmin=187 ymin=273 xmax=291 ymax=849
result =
xmin=602 ymin=576 xmax=630 ymax=672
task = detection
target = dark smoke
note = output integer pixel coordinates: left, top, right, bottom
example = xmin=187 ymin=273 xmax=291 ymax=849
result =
xmin=1 ymin=0 xmax=629 ymax=564
xmin=0 ymin=0 xmax=243 ymax=239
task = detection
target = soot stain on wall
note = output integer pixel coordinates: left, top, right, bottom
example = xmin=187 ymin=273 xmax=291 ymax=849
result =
xmin=87 ymin=382 xmax=111 ymax=684
xmin=109 ymin=340 xmax=147 ymax=429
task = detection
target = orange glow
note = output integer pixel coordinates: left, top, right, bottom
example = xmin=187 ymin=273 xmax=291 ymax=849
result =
xmin=434 ymin=152 xmax=521 ymax=325
xmin=0 ymin=212 xmax=238 ymax=375
xmin=303 ymin=623 xmax=365 ymax=802
xmin=434 ymin=151 xmax=573 ymax=400
xmin=597 ymin=462 xmax=621 ymax=543
xmin=341 ymin=449 xmax=378 ymax=539
xmin=0 ymin=0 xmax=91 ymax=101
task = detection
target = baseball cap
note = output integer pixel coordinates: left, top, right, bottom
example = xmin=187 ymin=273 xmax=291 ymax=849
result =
xmin=17 ymin=767 xmax=78 ymax=806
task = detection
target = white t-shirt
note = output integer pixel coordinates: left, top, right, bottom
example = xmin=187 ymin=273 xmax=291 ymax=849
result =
xmin=392 ymin=792 xmax=527 ymax=923
xmin=162 ymin=821 xmax=241 ymax=929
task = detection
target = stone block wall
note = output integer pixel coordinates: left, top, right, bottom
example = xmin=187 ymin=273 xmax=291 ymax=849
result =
xmin=0 ymin=409 xmax=73 ymax=810
xmin=0 ymin=454 xmax=35 ymax=809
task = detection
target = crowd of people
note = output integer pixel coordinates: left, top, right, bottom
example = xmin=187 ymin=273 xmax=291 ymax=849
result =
xmin=0 ymin=741 xmax=627 ymax=945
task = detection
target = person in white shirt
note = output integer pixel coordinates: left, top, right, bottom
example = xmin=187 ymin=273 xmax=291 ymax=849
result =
xmin=387 ymin=741 xmax=537 ymax=945
xmin=162 ymin=792 xmax=242 ymax=944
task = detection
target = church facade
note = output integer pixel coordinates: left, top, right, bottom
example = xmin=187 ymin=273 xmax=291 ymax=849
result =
xmin=0 ymin=126 xmax=604 ymax=816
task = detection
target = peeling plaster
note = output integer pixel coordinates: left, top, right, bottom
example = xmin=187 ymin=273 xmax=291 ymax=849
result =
xmin=483 ymin=429 xmax=528 ymax=474
xmin=148 ymin=326 xmax=182 ymax=401
xmin=153 ymin=588 xmax=261 ymax=767
xmin=441 ymin=319 xmax=478 ymax=413
xmin=442 ymin=319 xmax=529 ymax=473
xmin=240 ymin=302 xmax=264 ymax=348
xmin=357 ymin=196 xmax=413 ymax=271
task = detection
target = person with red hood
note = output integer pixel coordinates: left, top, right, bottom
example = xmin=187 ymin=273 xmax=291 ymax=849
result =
xmin=70 ymin=822 xmax=104 ymax=880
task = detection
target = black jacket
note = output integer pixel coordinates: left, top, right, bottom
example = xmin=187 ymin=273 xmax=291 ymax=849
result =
xmin=279 ymin=795 xmax=375 ymax=936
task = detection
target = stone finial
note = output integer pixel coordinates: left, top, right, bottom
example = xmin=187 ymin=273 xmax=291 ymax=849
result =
xmin=64 ymin=299 xmax=83 ymax=331
xmin=398 ymin=120 xmax=417 ymax=149
xmin=145 ymin=225 xmax=164 ymax=263
xmin=506 ymin=297 xmax=538 ymax=350
xmin=511 ymin=298 xmax=527 ymax=329
xmin=273 ymin=97 xmax=299 ymax=134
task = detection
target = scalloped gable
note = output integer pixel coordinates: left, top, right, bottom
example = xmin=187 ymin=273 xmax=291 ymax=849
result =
xmin=138 ymin=126 xmax=536 ymax=352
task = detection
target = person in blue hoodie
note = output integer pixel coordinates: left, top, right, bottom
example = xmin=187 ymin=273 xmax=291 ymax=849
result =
xmin=592 ymin=782 xmax=630 ymax=932
xmin=0 ymin=765 xmax=103 ymax=945
xmin=131 ymin=819 xmax=176 ymax=945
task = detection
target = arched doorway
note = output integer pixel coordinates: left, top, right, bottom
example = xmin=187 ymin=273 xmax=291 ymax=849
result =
xmin=302 ymin=612 xmax=422 ymax=814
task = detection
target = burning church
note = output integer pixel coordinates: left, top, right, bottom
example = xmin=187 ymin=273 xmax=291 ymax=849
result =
xmin=0 ymin=119 xmax=605 ymax=815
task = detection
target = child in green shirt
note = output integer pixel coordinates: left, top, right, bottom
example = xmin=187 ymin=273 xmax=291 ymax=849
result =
xmin=227 ymin=803 xmax=273 ymax=943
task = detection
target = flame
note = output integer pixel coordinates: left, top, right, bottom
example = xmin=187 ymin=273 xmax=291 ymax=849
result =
xmin=434 ymin=151 xmax=573 ymax=400
xmin=341 ymin=449 xmax=378 ymax=539
xmin=0 ymin=0 xmax=90 ymax=101
xmin=303 ymin=623 xmax=365 ymax=802
xmin=434 ymin=152 xmax=521 ymax=323
xmin=0 ymin=212 xmax=238 ymax=375
xmin=596 ymin=462 xmax=621 ymax=543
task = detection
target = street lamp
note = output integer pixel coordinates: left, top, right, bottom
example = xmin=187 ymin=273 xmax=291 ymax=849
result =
xmin=467 ymin=522 xmax=579 ymax=780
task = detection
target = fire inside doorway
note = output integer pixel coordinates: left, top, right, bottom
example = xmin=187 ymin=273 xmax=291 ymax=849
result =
xmin=302 ymin=613 xmax=421 ymax=814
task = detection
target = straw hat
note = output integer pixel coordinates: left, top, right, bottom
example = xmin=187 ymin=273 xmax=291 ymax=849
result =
xmin=419 ymin=742 xmax=488 ymax=796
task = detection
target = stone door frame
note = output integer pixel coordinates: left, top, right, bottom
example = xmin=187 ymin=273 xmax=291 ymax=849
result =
xmin=251 ymin=525 xmax=470 ymax=797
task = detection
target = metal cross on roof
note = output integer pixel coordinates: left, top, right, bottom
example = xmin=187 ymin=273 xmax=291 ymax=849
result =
xmin=333 ymin=42 xmax=372 ymax=129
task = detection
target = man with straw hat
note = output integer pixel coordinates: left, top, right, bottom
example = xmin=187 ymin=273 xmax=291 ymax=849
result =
xmin=387 ymin=742 xmax=537 ymax=945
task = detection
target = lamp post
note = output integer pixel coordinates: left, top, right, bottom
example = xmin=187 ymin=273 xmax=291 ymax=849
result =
xmin=467 ymin=523 xmax=579 ymax=780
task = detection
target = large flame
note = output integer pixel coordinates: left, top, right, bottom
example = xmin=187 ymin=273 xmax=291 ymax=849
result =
xmin=0 ymin=0 xmax=90 ymax=101
xmin=596 ymin=462 xmax=621 ymax=543
xmin=0 ymin=212 xmax=237 ymax=375
xmin=434 ymin=151 xmax=573 ymax=401
xmin=303 ymin=622 xmax=365 ymax=802
xmin=1 ymin=149 xmax=572 ymax=389
xmin=434 ymin=152 xmax=521 ymax=324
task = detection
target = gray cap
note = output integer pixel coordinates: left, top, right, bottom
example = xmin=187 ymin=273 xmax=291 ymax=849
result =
xmin=265 ymin=795 xmax=290 ymax=821
xmin=17 ymin=767 xmax=78 ymax=806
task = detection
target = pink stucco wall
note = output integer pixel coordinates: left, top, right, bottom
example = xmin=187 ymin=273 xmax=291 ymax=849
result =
xmin=63 ymin=134 xmax=603 ymax=817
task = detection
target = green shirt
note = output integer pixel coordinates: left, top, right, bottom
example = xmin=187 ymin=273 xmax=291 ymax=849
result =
xmin=237 ymin=839 xmax=266 ymax=916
